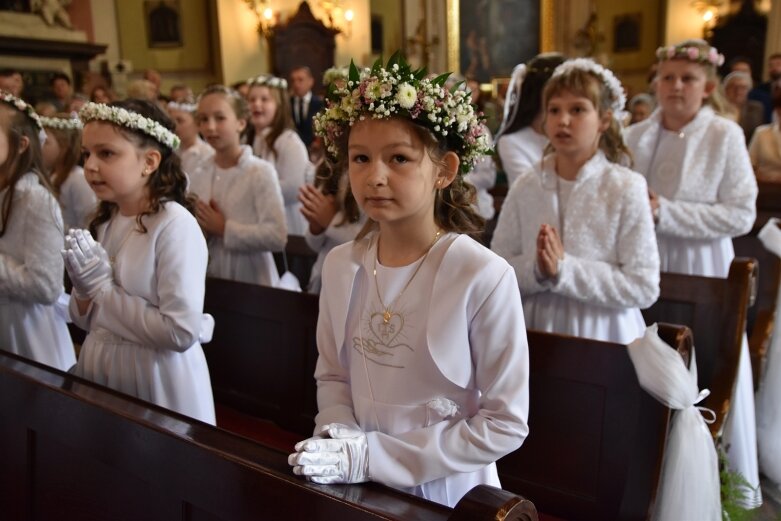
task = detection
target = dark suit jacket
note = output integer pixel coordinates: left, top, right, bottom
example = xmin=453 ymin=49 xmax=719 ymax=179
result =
xmin=291 ymin=94 xmax=324 ymax=148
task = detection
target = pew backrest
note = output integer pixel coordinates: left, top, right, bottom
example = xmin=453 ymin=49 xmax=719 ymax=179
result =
xmin=733 ymin=233 xmax=781 ymax=387
xmin=641 ymin=258 xmax=756 ymax=436
xmin=203 ymin=277 xmax=320 ymax=436
xmin=273 ymin=234 xmax=319 ymax=291
xmin=496 ymin=323 xmax=691 ymax=521
xmin=0 ymin=350 xmax=536 ymax=521
xmin=755 ymin=180 xmax=781 ymax=232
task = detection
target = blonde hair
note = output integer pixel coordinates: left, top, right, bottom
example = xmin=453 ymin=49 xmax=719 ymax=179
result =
xmin=658 ymin=39 xmax=729 ymax=116
xmin=543 ymin=68 xmax=633 ymax=166
xmin=245 ymin=83 xmax=295 ymax=160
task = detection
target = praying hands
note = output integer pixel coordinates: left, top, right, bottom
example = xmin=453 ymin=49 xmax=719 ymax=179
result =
xmin=536 ymin=224 xmax=564 ymax=279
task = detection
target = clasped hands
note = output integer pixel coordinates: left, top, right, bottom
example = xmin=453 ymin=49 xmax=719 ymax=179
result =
xmin=536 ymin=223 xmax=564 ymax=280
xmin=288 ymin=423 xmax=369 ymax=484
xmin=61 ymin=229 xmax=113 ymax=298
xmin=298 ymin=184 xmax=337 ymax=235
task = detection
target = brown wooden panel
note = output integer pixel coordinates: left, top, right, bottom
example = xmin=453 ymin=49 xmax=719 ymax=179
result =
xmin=642 ymin=258 xmax=756 ymax=436
xmin=0 ymin=350 xmax=535 ymax=521
xmin=496 ymin=324 xmax=689 ymax=521
xmin=755 ymin=180 xmax=781 ymax=232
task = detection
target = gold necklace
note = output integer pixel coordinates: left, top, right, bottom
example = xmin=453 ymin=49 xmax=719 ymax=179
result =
xmin=105 ymin=215 xmax=136 ymax=265
xmin=373 ymin=229 xmax=442 ymax=324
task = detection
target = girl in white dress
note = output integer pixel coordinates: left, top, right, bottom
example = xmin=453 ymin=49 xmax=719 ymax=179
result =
xmin=299 ymin=162 xmax=364 ymax=293
xmin=288 ymin=56 xmax=529 ymax=508
xmin=40 ymin=114 xmax=97 ymax=230
xmin=492 ymin=59 xmax=659 ymax=344
xmin=64 ymin=99 xmax=215 ymax=424
xmin=189 ymin=85 xmax=287 ymax=287
xmin=167 ymin=100 xmax=214 ymax=176
xmin=495 ymin=53 xmax=565 ymax=188
xmin=0 ymin=91 xmax=75 ymax=371
xmin=625 ymin=40 xmax=761 ymax=508
xmin=246 ymin=75 xmax=311 ymax=235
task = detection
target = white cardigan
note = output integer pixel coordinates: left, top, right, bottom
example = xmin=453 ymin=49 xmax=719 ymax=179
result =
xmin=625 ymin=107 xmax=757 ymax=240
xmin=314 ymin=233 xmax=529 ymax=492
xmin=491 ymin=151 xmax=660 ymax=309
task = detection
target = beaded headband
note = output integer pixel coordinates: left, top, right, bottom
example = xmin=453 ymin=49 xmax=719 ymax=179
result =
xmin=248 ymin=74 xmax=288 ymax=90
xmin=315 ymin=52 xmax=492 ymax=173
xmin=550 ymin=58 xmax=627 ymax=119
xmin=0 ymin=90 xmax=47 ymax=143
xmin=40 ymin=114 xmax=83 ymax=130
xmin=79 ymin=102 xmax=180 ymax=151
xmin=656 ymin=43 xmax=725 ymax=67
xmin=167 ymin=100 xmax=197 ymax=113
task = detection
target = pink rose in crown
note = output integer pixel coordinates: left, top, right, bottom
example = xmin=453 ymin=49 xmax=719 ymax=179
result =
xmin=687 ymin=47 xmax=700 ymax=60
xmin=667 ymin=47 xmax=676 ymax=59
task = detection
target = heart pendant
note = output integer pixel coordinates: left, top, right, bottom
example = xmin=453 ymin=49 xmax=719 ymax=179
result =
xmin=370 ymin=311 xmax=404 ymax=346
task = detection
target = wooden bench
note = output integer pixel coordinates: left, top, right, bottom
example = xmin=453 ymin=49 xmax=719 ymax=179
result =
xmin=203 ymin=277 xmax=320 ymax=437
xmin=755 ymin=180 xmax=781 ymax=232
xmin=273 ymin=234 xmax=319 ymax=292
xmin=734 ymin=230 xmax=781 ymax=388
xmin=202 ymin=277 xmax=689 ymax=521
xmin=0 ymin=350 xmax=537 ymax=521
xmin=497 ymin=324 xmax=691 ymax=521
xmin=641 ymin=258 xmax=757 ymax=436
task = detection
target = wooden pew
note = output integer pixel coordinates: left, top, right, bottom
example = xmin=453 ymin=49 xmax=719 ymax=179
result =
xmin=0 ymin=350 xmax=537 ymax=521
xmin=754 ymin=180 xmax=781 ymax=232
xmin=273 ymin=234 xmax=319 ymax=291
xmin=203 ymin=277 xmax=320 ymax=436
xmin=497 ymin=324 xmax=691 ymax=521
xmin=202 ymin=276 xmax=688 ymax=521
xmin=734 ymin=230 xmax=781 ymax=387
xmin=641 ymin=258 xmax=757 ymax=436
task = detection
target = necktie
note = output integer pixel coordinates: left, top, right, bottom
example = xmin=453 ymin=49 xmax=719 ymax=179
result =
xmin=297 ymin=97 xmax=304 ymax=124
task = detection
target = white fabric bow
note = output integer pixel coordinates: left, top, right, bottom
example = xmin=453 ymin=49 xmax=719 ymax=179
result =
xmin=758 ymin=218 xmax=781 ymax=258
xmin=628 ymin=324 xmax=721 ymax=521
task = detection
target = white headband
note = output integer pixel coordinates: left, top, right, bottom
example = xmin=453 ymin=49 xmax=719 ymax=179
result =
xmin=550 ymin=58 xmax=627 ymax=120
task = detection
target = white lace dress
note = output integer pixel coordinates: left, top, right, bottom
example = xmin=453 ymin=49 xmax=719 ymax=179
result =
xmin=0 ymin=172 xmax=75 ymax=371
xmin=492 ymin=151 xmax=659 ymax=344
xmin=188 ymin=145 xmax=287 ymax=287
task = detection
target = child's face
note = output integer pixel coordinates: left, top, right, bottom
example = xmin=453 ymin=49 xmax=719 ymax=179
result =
xmin=81 ymin=122 xmax=154 ymax=213
xmin=169 ymin=108 xmax=199 ymax=144
xmin=348 ymin=118 xmax=447 ymax=229
xmin=655 ymin=60 xmax=714 ymax=123
xmin=544 ymin=90 xmax=607 ymax=162
xmin=197 ymin=93 xmax=246 ymax=152
xmin=41 ymin=129 xmax=60 ymax=171
xmin=247 ymin=86 xmax=278 ymax=130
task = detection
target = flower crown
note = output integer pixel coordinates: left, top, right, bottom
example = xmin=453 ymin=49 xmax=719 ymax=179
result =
xmin=79 ymin=102 xmax=180 ymax=151
xmin=323 ymin=66 xmax=349 ymax=86
xmin=248 ymin=74 xmax=288 ymax=90
xmin=550 ymin=58 xmax=627 ymax=119
xmin=167 ymin=100 xmax=197 ymax=113
xmin=656 ymin=43 xmax=724 ymax=67
xmin=40 ymin=114 xmax=83 ymax=130
xmin=315 ymin=52 xmax=492 ymax=173
xmin=0 ymin=90 xmax=45 ymax=137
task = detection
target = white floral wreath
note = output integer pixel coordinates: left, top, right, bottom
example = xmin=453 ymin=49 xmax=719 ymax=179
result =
xmin=167 ymin=100 xmax=197 ymax=113
xmin=0 ymin=90 xmax=46 ymax=143
xmin=656 ymin=43 xmax=725 ymax=67
xmin=322 ymin=66 xmax=349 ymax=86
xmin=550 ymin=58 xmax=627 ymax=119
xmin=40 ymin=115 xmax=83 ymax=130
xmin=315 ymin=53 xmax=492 ymax=173
xmin=79 ymin=102 xmax=180 ymax=151
xmin=248 ymin=74 xmax=288 ymax=90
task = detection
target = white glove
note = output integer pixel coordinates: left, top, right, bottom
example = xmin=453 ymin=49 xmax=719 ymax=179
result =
xmin=288 ymin=423 xmax=369 ymax=484
xmin=62 ymin=229 xmax=113 ymax=298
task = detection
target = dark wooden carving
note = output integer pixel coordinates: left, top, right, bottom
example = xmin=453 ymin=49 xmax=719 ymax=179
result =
xmin=642 ymin=258 xmax=756 ymax=436
xmin=710 ymin=0 xmax=767 ymax=81
xmin=269 ymin=1 xmax=338 ymax=91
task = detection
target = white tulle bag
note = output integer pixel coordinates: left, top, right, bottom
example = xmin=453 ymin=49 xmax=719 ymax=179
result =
xmin=628 ymin=324 xmax=721 ymax=521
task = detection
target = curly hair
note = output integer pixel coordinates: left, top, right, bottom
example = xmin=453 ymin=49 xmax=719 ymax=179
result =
xmin=244 ymin=83 xmax=296 ymax=161
xmin=0 ymin=104 xmax=53 ymax=237
xmin=345 ymin=118 xmax=485 ymax=240
xmin=88 ymin=99 xmax=194 ymax=236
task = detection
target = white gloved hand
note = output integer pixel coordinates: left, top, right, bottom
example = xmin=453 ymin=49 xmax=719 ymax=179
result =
xmin=288 ymin=423 xmax=369 ymax=484
xmin=62 ymin=229 xmax=113 ymax=298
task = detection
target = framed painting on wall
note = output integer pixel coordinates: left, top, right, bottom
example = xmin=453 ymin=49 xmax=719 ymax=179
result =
xmin=449 ymin=0 xmax=541 ymax=82
xmin=145 ymin=0 xmax=182 ymax=48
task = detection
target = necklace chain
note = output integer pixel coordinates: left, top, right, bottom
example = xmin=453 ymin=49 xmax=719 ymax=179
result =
xmin=105 ymin=216 xmax=136 ymax=264
xmin=373 ymin=229 xmax=442 ymax=324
